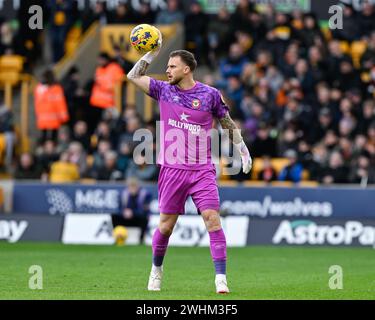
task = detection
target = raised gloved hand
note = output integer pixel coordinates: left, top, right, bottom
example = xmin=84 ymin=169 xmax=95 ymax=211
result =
xmin=142 ymin=28 xmax=162 ymax=64
xmin=234 ymin=140 xmax=252 ymax=174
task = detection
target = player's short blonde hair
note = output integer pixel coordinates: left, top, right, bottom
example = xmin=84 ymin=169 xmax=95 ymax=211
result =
xmin=169 ymin=50 xmax=197 ymax=72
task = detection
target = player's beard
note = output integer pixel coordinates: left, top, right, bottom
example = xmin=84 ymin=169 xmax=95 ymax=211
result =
xmin=169 ymin=75 xmax=183 ymax=85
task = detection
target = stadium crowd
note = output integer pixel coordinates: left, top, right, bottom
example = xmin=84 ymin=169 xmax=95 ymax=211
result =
xmin=1 ymin=0 xmax=375 ymax=185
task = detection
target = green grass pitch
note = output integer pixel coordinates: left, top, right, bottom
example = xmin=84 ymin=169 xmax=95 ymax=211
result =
xmin=0 ymin=243 xmax=374 ymax=300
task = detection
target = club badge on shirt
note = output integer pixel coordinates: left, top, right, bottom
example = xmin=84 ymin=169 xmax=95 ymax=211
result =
xmin=192 ymin=99 xmax=201 ymax=109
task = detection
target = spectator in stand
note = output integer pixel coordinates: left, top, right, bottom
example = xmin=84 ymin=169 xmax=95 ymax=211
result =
xmin=358 ymin=100 xmax=375 ymax=134
xmin=14 ymin=153 xmax=43 ymax=180
xmin=0 ymin=103 xmax=15 ymax=167
xmin=49 ymin=151 xmax=80 ymax=183
xmin=34 ymin=69 xmax=69 ymax=144
xmin=251 ymin=123 xmax=277 ymax=158
xmin=308 ymin=46 xmax=328 ymax=84
xmin=67 ymin=142 xmax=87 ymax=176
xmin=82 ymin=0 xmax=109 ymax=31
xmin=309 ymin=108 xmax=337 ymax=144
xmin=93 ymin=150 xmax=123 ymax=181
xmin=207 ymin=7 xmax=231 ymax=68
xmin=319 ymin=150 xmax=348 ymax=184
xmin=360 ymin=2 xmax=375 ymax=37
xmin=219 ymin=43 xmax=249 ymax=82
xmin=16 ymin=0 xmax=44 ymax=67
xmin=299 ymin=13 xmax=324 ymax=49
xmin=326 ymin=40 xmax=351 ymax=84
xmin=225 ymin=76 xmax=244 ymax=119
xmin=297 ymin=139 xmax=314 ymax=173
xmin=364 ymin=122 xmax=375 ymax=159
xmin=109 ymin=2 xmax=137 ymax=24
xmin=279 ymin=149 xmax=303 ymax=183
xmin=315 ymin=84 xmax=340 ymax=118
xmin=352 ymin=134 xmax=368 ymax=159
xmin=62 ymin=66 xmax=86 ymax=128
xmin=55 ymin=126 xmax=71 ymax=154
xmin=92 ymin=120 xmax=115 ymax=148
xmin=117 ymin=141 xmax=132 ymax=174
xmin=91 ymin=139 xmax=112 ymax=171
xmin=336 ymin=58 xmax=362 ymax=92
xmin=265 ymin=65 xmax=284 ymax=95
xmin=136 ymin=2 xmax=156 ymax=24
xmin=113 ymin=45 xmax=134 ymax=74
xmin=46 ymin=0 xmax=75 ymax=62
xmin=155 ymin=0 xmax=184 ymax=25
xmin=112 ymin=177 xmax=152 ymax=244
xmin=323 ymin=130 xmax=339 ymax=152
xmin=349 ymin=152 xmax=375 ymax=185
xmin=278 ymin=127 xmax=299 ymax=156
xmin=36 ymin=140 xmax=60 ymax=174
xmin=184 ymin=1 xmax=208 ymax=64
xmin=257 ymin=156 xmax=277 ymax=183
xmin=294 ymin=58 xmax=314 ymax=95
xmin=248 ymin=11 xmax=268 ymax=46
xmin=118 ymin=116 xmax=142 ymax=146
xmin=72 ymin=121 xmax=91 ymax=152
xmin=361 ymin=31 xmax=375 ymax=71
xmin=0 ymin=21 xmax=16 ymax=55
xmin=126 ymin=153 xmax=158 ymax=182
xmin=279 ymin=44 xmax=299 ymax=78
xmin=332 ymin=2 xmax=360 ymax=42
xmin=89 ymin=52 xmax=124 ymax=134
xmin=271 ymin=12 xmax=297 ymax=54
xmin=230 ymin=0 xmax=255 ymax=34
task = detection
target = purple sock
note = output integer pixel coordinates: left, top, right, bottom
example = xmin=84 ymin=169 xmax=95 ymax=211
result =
xmin=152 ymin=228 xmax=170 ymax=267
xmin=209 ymin=229 xmax=227 ymax=275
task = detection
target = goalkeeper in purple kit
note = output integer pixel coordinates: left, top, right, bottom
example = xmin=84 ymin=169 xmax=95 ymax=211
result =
xmin=127 ymin=31 xmax=252 ymax=294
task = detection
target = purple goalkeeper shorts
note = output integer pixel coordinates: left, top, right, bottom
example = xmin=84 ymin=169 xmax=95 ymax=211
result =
xmin=158 ymin=166 xmax=220 ymax=214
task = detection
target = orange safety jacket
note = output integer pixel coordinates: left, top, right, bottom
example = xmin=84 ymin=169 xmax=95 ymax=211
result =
xmin=90 ymin=62 xmax=124 ymax=109
xmin=34 ymin=83 xmax=69 ymax=130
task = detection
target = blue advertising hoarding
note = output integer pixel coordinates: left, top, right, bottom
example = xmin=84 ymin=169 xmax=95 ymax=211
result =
xmin=12 ymin=183 xmax=375 ymax=218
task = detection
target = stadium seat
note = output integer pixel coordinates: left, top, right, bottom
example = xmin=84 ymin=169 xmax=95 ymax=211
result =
xmin=339 ymin=41 xmax=350 ymax=54
xmin=351 ymin=40 xmax=367 ymax=69
xmin=271 ymin=158 xmax=290 ymax=174
xmin=242 ymin=181 xmax=268 ymax=187
xmin=86 ymin=155 xmax=94 ymax=167
xmin=298 ymin=181 xmax=319 ymax=187
xmin=301 ymin=169 xmax=310 ymax=181
xmin=321 ymin=26 xmax=332 ymax=41
xmin=0 ymin=55 xmax=24 ymax=71
xmin=218 ymin=180 xmax=239 ymax=187
xmin=249 ymin=157 xmax=290 ymax=181
xmin=0 ymin=134 xmax=6 ymax=166
xmin=80 ymin=178 xmax=96 ymax=184
xmin=0 ymin=55 xmax=25 ymax=86
xmin=250 ymin=158 xmax=264 ymax=180
xmin=270 ymin=181 xmax=294 ymax=187
xmin=90 ymin=135 xmax=98 ymax=149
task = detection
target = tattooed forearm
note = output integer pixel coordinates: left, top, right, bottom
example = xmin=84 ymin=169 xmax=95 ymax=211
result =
xmin=219 ymin=112 xmax=243 ymax=144
xmin=127 ymin=59 xmax=149 ymax=80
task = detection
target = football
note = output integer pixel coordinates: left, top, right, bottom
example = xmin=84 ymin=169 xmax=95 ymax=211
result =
xmin=113 ymin=226 xmax=128 ymax=246
xmin=130 ymin=24 xmax=160 ymax=53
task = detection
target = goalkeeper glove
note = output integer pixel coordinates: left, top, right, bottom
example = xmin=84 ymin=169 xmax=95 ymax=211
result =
xmin=234 ymin=140 xmax=252 ymax=174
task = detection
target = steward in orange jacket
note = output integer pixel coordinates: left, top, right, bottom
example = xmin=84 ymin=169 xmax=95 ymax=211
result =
xmin=34 ymin=70 xmax=69 ymax=130
xmin=90 ymin=53 xmax=125 ymax=109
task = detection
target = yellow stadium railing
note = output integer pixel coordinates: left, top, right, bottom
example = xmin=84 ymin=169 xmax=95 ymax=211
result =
xmin=0 ymin=73 xmax=36 ymax=154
